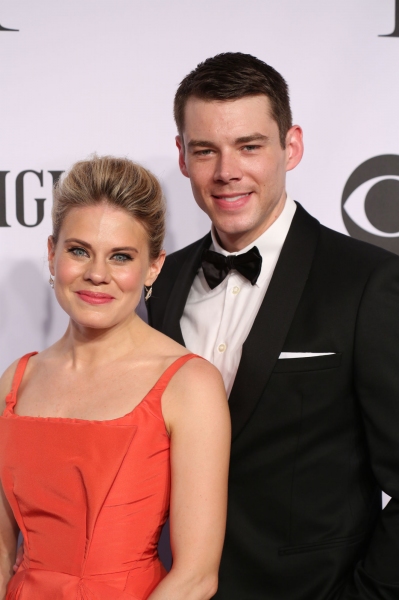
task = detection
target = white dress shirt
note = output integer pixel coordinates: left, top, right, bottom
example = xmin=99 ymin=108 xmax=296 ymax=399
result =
xmin=180 ymin=195 xmax=297 ymax=396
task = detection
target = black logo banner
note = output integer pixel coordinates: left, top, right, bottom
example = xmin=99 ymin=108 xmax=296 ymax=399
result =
xmin=380 ymin=0 xmax=399 ymax=37
xmin=0 ymin=170 xmax=64 ymax=228
xmin=341 ymin=155 xmax=399 ymax=255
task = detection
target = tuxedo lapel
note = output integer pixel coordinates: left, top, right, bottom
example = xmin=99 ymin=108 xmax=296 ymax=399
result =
xmin=229 ymin=204 xmax=320 ymax=441
xmin=161 ymin=233 xmax=212 ymax=345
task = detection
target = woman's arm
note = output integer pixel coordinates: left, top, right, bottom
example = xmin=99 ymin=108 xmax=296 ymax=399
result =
xmin=0 ymin=361 xmax=20 ymax=598
xmin=148 ymin=357 xmax=231 ymax=600
xmin=0 ymin=482 xmax=18 ymax=599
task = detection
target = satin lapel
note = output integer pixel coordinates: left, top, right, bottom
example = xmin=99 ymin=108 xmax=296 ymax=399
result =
xmin=229 ymin=204 xmax=320 ymax=441
xmin=161 ymin=233 xmax=212 ymax=346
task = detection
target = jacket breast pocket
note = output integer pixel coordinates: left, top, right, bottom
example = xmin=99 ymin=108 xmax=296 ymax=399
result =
xmin=273 ymin=353 xmax=342 ymax=373
xmin=278 ymin=531 xmax=365 ymax=556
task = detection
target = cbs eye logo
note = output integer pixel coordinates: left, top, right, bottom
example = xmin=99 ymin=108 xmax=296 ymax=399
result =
xmin=341 ymin=155 xmax=399 ymax=255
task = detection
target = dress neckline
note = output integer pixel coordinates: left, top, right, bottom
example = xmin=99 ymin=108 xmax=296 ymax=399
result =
xmin=4 ymin=352 xmax=198 ymax=424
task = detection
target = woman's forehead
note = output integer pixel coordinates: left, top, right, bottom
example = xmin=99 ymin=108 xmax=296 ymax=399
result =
xmin=59 ymin=204 xmax=148 ymax=245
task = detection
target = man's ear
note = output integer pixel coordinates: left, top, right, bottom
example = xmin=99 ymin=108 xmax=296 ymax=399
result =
xmin=285 ymin=125 xmax=304 ymax=173
xmin=176 ymin=135 xmax=189 ymax=178
xmin=145 ymin=250 xmax=166 ymax=287
xmin=47 ymin=236 xmax=56 ymax=276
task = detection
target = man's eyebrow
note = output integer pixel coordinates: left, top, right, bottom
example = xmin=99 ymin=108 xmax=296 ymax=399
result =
xmin=235 ymin=134 xmax=269 ymax=144
xmin=187 ymin=139 xmax=215 ymax=149
xmin=187 ymin=134 xmax=269 ymax=149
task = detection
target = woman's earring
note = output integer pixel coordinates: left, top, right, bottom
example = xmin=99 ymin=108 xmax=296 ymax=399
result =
xmin=144 ymin=285 xmax=152 ymax=301
xmin=49 ymin=276 xmax=54 ymax=289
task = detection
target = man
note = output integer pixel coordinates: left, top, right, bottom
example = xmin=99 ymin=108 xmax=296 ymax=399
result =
xmin=148 ymin=53 xmax=399 ymax=599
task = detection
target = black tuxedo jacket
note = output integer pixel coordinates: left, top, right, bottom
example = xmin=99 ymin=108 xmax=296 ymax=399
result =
xmin=148 ymin=203 xmax=399 ymax=599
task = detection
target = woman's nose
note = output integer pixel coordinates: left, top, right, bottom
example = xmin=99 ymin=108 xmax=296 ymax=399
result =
xmin=83 ymin=260 xmax=111 ymax=285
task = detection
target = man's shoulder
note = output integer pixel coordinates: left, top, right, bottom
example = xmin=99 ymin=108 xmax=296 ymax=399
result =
xmin=296 ymin=202 xmax=399 ymax=277
xmin=318 ymin=221 xmax=399 ymax=266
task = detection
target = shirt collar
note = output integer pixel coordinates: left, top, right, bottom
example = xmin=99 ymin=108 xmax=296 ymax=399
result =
xmin=210 ymin=195 xmax=297 ymax=287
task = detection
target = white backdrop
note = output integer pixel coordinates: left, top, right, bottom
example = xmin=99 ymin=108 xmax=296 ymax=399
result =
xmin=1 ymin=0 xmax=398 ymax=542
xmin=1 ymin=0 xmax=398 ymax=369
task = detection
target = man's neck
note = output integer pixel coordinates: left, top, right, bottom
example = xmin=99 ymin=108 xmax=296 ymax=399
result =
xmin=214 ymin=195 xmax=288 ymax=253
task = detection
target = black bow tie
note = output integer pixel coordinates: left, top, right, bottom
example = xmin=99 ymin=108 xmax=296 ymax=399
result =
xmin=201 ymin=246 xmax=262 ymax=290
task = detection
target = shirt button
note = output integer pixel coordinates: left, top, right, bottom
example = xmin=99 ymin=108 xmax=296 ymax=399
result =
xmin=218 ymin=343 xmax=227 ymax=353
xmin=232 ymin=286 xmax=240 ymax=295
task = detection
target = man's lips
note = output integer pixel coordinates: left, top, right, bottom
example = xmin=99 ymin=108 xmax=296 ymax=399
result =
xmin=211 ymin=192 xmax=252 ymax=209
xmin=75 ymin=290 xmax=115 ymax=305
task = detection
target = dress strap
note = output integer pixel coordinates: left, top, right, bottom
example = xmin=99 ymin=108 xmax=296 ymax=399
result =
xmin=153 ymin=353 xmax=200 ymax=393
xmin=5 ymin=352 xmax=38 ymax=410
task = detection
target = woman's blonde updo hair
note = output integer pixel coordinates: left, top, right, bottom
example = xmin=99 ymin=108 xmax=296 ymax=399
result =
xmin=52 ymin=155 xmax=165 ymax=260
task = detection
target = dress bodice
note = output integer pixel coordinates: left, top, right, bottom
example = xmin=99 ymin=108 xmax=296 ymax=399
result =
xmin=0 ymin=352 xmax=196 ymax=599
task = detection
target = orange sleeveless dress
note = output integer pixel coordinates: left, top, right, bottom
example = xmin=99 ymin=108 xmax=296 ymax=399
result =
xmin=0 ymin=352 xmax=196 ymax=600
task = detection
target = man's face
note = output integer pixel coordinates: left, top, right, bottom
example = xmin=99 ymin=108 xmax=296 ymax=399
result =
xmin=177 ymin=95 xmax=303 ymax=252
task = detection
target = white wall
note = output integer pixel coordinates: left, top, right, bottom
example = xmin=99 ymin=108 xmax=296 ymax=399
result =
xmin=1 ymin=1 xmax=398 ymax=506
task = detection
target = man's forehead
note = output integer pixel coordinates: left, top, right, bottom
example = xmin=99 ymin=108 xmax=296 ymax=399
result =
xmin=184 ymin=94 xmax=272 ymax=115
xmin=182 ymin=95 xmax=276 ymax=139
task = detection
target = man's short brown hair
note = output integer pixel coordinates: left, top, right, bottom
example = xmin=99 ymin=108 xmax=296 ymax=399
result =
xmin=174 ymin=52 xmax=293 ymax=148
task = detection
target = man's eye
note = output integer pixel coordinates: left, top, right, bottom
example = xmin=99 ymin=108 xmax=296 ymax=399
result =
xmin=243 ymin=145 xmax=260 ymax=151
xmin=112 ymin=253 xmax=132 ymax=262
xmin=195 ymin=149 xmax=213 ymax=156
xmin=69 ymin=247 xmax=88 ymax=257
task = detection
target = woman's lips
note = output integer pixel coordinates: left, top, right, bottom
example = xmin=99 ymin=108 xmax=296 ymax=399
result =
xmin=75 ymin=290 xmax=115 ymax=305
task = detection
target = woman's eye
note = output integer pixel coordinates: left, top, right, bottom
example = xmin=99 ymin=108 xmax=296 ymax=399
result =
xmin=69 ymin=247 xmax=88 ymax=257
xmin=112 ymin=253 xmax=132 ymax=262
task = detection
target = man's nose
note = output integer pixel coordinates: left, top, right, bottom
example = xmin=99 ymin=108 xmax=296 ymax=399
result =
xmin=214 ymin=151 xmax=243 ymax=183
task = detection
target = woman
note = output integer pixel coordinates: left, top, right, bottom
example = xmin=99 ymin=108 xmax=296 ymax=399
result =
xmin=0 ymin=156 xmax=230 ymax=600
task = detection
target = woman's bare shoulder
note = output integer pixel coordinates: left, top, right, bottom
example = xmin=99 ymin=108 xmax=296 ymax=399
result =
xmin=164 ymin=353 xmax=226 ymax=410
xmin=148 ymin=329 xmax=217 ymax=377
xmin=162 ymin=355 xmax=229 ymax=438
xmin=170 ymin=354 xmax=223 ymax=388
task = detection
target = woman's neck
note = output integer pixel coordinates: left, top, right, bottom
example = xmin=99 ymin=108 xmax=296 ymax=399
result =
xmin=55 ymin=312 xmax=148 ymax=368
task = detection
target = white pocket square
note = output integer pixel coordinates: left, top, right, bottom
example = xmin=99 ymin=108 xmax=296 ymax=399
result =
xmin=279 ymin=352 xmax=335 ymax=359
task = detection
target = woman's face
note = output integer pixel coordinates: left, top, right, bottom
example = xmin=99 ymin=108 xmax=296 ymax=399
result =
xmin=48 ymin=203 xmax=164 ymax=331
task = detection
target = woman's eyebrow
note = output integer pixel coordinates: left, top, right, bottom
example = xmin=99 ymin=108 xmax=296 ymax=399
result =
xmin=63 ymin=239 xmax=139 ymax=253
